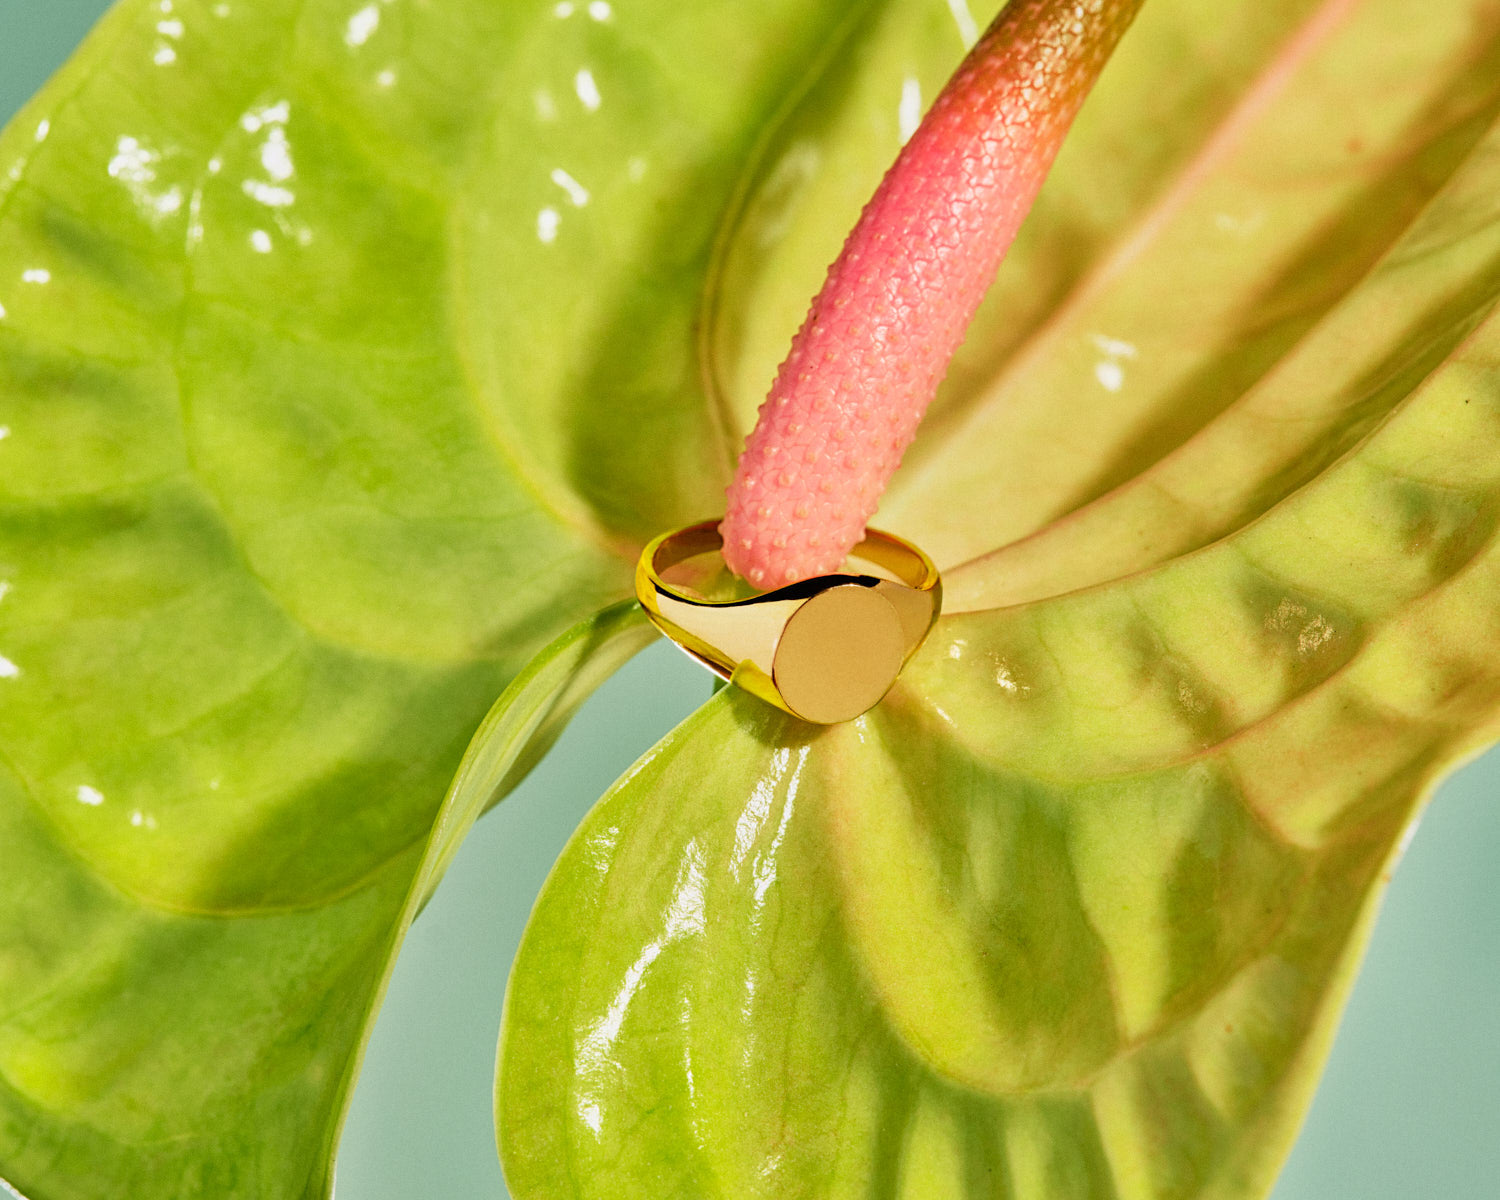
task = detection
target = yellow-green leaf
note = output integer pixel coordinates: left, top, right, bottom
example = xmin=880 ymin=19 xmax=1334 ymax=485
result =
xmin=498 ymin=1 xmax=1500 ymax=1196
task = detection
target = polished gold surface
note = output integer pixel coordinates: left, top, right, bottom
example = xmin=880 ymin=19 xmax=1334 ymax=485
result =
xmin=635 ymin=521 xmax=942 ymax=724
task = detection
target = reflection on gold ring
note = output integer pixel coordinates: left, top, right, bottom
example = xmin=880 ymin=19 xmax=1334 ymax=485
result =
xmin=634 ymin=521 xmax=942 ymax=724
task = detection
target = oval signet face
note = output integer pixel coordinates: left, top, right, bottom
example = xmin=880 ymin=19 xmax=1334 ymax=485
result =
xmin=773 ymin=585 xmax=906 ymax=724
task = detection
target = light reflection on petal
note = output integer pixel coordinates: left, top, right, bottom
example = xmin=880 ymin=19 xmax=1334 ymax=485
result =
xmin=345 ymin=4 xmax=380 ymax=47
xmin=898 ymin=76 xmax=921 ymax=143
xmin=574 ymin=841 xmax=708 ymax=1139
xmin=945 ymin=0 xmax=979 ymax=46
xmin=574 ymin=68 xmax=601 ymax=112
xmin=550 ymin=167 xmax=590 ymax=207
xmin=731 ymin=746 xmax=787 ymax=875
xmin=1094 ymin=359 xmax=1124 ymax=391
xmin=260 ymin=129 xmax=293 ymax=182
xmin=243 ymin=181 xmax=294 ymax=208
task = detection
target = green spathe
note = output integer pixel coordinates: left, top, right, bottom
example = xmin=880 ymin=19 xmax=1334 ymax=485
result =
xmin=501 ymin=362 xmax=1500 ymax=1193
xmin=502 ymin=0 xmax=1500 ymax=1196
xmin=0 ymin=0 xmax=1498 ymax=1198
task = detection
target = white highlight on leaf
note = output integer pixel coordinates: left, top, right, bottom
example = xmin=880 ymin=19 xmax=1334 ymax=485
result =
xmin=752 ymin=746 xmax=804 ymax=909
xmin=588 ymin=1 xmax=612 ymax=19
xmin=153 ymin=45 xmax=177 ymax=65
xmin=0 ymin=656 xmax=18 ymax=679
xmin=993 ymin=659 xmax=1030 ymax=696
xmin=157 ymin=17 xmax=184 ymax=37
xmin=945 ymin=0 xmax=979 ymax=46
xmin=731 ymin=747 xmax=790 ymax=875
xmin=77 ymin=785 xmax=105 ymax=807
xmin=260 ymin=127 xmax=293 ymax=181
xmin=239 ymin=100 xmax=289 ymax=134
xmin=551 ymin=167 xmax=590 ymax=207
xmin=345 ymin=4 xmax=380 ymax=46
xmin=554 ymin=1 xmax=574 ymax=15
xmin=574 ymin=68 xmax=601 ymax=112
xmin=574 ymin=841 xmax=707 ymax=1139
xmin=21 ymin=269 xmax=49 ymax=285
xmin=34 ymin=119 xmax=49 ymax=143
xmin=1091 ymin=333 xmax=1138 ymax=359
xmin=108 ymin=135 xmax=158 ymax=189
xmin=1092 ymin=332 xmax=1135 ymax=393
xmin=533 ymin=89 xmax=558 ymax=121
xmin=244 ymin=181 xmax=294 ymax=207
xmin=899 ymin=77 xmax=922 ymax=143
xmin=1395 ymin=814 xmax=1423 ymax=865
xmin=108 ymin=135 xmax=181 ymax=217
xmin=1094 ymin=360 xmax=1125 ymax=392
xmin=537 ymin=207 xmax=561 ymax=243
xmin=250 ymin=229 xmax=273 ymax=253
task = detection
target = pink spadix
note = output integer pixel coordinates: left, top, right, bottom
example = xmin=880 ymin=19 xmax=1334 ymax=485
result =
xmin=721 ymin=0 xmax=1143 ymax=589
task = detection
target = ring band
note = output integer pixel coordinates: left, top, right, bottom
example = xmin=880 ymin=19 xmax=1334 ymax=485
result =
xmin=635 ymin=521 xmax=942 ymax=724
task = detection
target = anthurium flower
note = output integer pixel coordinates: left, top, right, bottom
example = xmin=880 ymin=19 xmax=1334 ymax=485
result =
xmin=723 ymin=0 xmax=1142 ymax=587
xmin=0 ymin=1 xmax=1497 ymax=1199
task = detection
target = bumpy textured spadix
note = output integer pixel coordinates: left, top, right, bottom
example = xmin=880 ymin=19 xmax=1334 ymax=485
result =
xmin=722 ymin=0 xmax=1144 ymax=588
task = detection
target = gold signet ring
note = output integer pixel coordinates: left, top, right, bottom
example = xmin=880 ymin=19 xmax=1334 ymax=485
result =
xmin=635 ymin=521 xmax=942 ymax=725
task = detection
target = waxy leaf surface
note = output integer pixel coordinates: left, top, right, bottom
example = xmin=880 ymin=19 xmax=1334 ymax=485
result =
xmin=0 ymin=0 xmax=885 ymax=1193
xmin=502 ymin=280 xmax=1500 ymax=1200
xmin=500 ymin=0 xmax=1500 ymax=1196
xmin=5 ymin=0 xmax=1500 ymax=1196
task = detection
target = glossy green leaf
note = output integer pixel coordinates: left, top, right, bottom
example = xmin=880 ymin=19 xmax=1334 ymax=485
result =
xmin=499 ymin=0 xmax=1500 ymax=1196
xmin=9 ymin=0 xmax=1500 ymax=1195
xmin=0 ymin=585 xmax=649 ymax=1198
xmin=712 ymin=0 xmax=1500 ymax=570
xmin=0 ymin=0 xmax=883 ymax=1192
xmin=501 ymin=306 xmax=1500 ymax=1197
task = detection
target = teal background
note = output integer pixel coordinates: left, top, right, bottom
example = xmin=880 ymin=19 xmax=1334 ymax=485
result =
xmin=2 ymin=4 xmax=1497 ymax=1197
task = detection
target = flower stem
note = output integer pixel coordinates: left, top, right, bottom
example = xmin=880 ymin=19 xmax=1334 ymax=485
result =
xmin=721 ymin=0 xmax=1145 ymax=589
